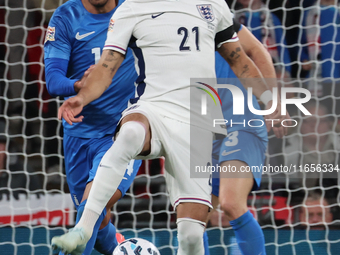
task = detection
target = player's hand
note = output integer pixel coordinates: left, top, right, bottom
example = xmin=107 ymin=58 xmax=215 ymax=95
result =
xmin=74 ymin=65 xmax=96 ymax=93
xmin=265 ymin=99 xmax=283 ymax=131
xmin=84 ymin=65 xmax=96 ymax=77
xmin=58 ymin=96 xmax=85 ymax=125
xmin=272 ymin=111 xmax=291 ymax=138
xmin=265 ymin=99 xmax=281 ymax=121
xmin=265 ymin=99 xmax=291 ymax=138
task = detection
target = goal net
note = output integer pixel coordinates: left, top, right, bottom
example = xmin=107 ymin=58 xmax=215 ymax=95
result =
xmin=0 ymin=0 xmax=340 ymax=254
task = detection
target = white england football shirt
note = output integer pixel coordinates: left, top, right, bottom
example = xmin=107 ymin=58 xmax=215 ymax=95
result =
xmin=104 ymin=0 xmax=238 ymax=131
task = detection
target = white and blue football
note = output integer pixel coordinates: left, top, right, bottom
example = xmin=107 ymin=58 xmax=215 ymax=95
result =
xmin=113 ymin=238 xmax=160 ymax=255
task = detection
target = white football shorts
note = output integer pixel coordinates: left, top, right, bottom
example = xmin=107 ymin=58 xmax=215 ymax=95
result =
xmin=119 ymin=100 xmax=213 ymax=209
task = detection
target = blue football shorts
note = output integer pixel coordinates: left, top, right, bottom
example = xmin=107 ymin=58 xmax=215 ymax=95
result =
xmin=63 ymin=133 xmax=141 ymax=209
xmin=211 ymin=130 xmax=267 ymax=197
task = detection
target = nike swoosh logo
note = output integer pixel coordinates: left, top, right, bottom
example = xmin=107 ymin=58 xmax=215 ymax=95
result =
xmin=221 ymin=149 xmax=241 ymax=157
xmin=99 ymin=164 xmax=111 ymax=169
xmin=151 ymin=12 xmax=165 ymax=19
xmin=75 ymin=31 xmax=95 ymax=40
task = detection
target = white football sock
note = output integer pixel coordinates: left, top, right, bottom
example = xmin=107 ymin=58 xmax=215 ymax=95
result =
xmin=76 ymin=121 xmax=146 ymax=236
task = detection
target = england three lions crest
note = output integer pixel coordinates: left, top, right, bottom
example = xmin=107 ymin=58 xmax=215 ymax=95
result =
xmin=197 ymin=4 xmax=215 ymax=22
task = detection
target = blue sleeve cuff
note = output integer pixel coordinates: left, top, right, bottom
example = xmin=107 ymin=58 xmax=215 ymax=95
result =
xmin=45 ymin=58 xmax=77 ymax=97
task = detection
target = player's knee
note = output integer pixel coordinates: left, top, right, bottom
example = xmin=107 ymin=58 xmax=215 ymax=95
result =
xmin=177 ymin=218 xmax=204 ymax=252
xmin=219 ymin=198 xmax=237 ymax=213
xmin=219 ymin=198 xmax=246 ymax=220
xmin=118 ymin=121 xmax=146 ymax=148
xmin=178 ymin=230 xmax=201 ymax=247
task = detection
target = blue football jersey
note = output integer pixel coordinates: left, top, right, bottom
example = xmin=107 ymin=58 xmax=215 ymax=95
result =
xmin=44 ymin=0 xmax=137 ymax=138
xmin=215 ymin=34 xmax=267 ymax=141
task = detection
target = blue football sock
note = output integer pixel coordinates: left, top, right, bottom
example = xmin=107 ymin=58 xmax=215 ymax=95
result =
xmin=94 ymin=221 xmax=118 ymax=254
xmin=229 ymin=210 xmax=266 ymax=255
xmin=203 ymin=231 xmax=210 ymax=255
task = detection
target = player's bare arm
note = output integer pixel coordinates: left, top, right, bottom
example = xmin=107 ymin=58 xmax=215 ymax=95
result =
xmin=218 ymin=41 xmax=267 ymax=96
xmin=74 ymin=65 xmax=96 ymax=93
xmin=58 ymin=49 xmax=124 ymax=125
xmin=238 ymin=26 xmax=290 ymax=137
xmin=238 ymin=26 xmax=275 ymax=80
xmin=218 ymin=41 xmax=281 ymax=122
xmin=78 ymin=49 xmax=124 ymax=105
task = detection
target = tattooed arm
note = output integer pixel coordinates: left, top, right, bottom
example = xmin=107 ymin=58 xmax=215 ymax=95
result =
xmin=217 ymin=41 xmax=269 ymax=100
xmin=217 ymin=40 xmax=283 ymax=124
xmin=58 ymin=50 xmax=124 ymax=125
xmin=237 ymin=26 xmax=290 ymax=137
xmin=77 ymin=50 xmax=124 ymax=105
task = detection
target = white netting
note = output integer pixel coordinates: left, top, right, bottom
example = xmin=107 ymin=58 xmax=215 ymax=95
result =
xmin=0 ymin=0 xmax=340 ymax=254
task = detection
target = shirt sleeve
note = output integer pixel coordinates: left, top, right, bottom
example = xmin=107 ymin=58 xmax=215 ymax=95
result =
xmin=45 ymin=58 xmax=78 ymax=97
xmin=215 ymin=1 xmax=239 ymax=48
xmin=103 ymin=2 xmax=136 ymax=55
xmin=233 ymin=18 xmax=242 ymax=33
xmin=44 ymin=11 xmax=72 ymax=60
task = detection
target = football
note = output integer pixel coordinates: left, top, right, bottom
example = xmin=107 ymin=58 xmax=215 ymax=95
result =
xmin=113 ymin=238 xmax=160 ymax=255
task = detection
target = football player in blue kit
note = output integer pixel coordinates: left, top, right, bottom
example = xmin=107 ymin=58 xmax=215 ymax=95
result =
xmin=203 ymin=20 xmax=289 ymax=255
xmin=44 ymin=0 xmax=141 ymax=254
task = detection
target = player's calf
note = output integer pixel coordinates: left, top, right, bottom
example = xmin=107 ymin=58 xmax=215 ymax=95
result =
xmin=219 ymin=161 xmax=253 ymax=221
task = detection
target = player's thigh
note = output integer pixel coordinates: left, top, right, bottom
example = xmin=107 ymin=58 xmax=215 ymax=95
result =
xmin=162 ymin=119 xmax=213 ymax=217
xmin=218 ymin=130 xmax=267 ymax=190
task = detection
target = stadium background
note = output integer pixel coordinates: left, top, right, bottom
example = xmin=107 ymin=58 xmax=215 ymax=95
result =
xmin=0 ymin=0 xmax=340 ymax=254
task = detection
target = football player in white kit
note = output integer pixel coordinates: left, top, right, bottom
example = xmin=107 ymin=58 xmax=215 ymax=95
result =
xmin=52 ymin=0 xmax=283 ymax=254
